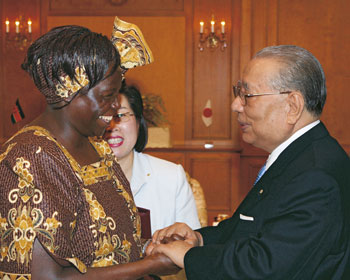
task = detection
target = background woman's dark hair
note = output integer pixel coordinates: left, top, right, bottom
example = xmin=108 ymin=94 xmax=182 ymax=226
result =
xmin=120 ymin=82 xmax=148 ymax=152
xmin=21 ymin=25 xmax=120 ymax=104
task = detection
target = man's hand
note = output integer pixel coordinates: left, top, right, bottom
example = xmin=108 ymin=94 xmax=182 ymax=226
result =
xmin=151 ymin=223 xmax=203 ymax=247
xmin=145 ymin=223 xmax=204 ymax=269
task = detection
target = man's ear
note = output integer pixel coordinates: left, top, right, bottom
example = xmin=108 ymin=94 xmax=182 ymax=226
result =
xmin=286 ymin=91 xmax=304 ymax=125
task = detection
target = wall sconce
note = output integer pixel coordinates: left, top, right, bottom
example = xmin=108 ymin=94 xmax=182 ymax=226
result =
xmin=198 ymin=15 xmax=227 ymax=52
xmin=4 ymin=16 xmax=33 ymax=51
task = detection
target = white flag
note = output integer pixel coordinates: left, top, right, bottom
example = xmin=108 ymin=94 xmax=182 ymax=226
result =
xmin=202 ymin=99 xmax=213 ymax=127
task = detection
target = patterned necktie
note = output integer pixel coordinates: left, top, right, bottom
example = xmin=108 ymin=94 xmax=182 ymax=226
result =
xmin=254 ymin=163 xmax=266 ymax=185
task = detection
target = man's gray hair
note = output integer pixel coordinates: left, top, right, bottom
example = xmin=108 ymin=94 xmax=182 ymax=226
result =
xmin=254 ymin=45 xmax=326 ymax=117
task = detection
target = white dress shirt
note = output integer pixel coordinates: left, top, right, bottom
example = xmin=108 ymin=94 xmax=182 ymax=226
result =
xmin=130 ymin=151 xmax=201 ymax=234
xmin=265 ymin=120 xmax=320 ymax=171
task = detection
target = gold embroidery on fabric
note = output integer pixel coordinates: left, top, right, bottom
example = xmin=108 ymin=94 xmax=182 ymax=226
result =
xmin=1 ymin=205 xmax=60 ymax=265
xmin=70 ymin=213 xmax=77 ymax=240
xmin=66 ymin=257 xmax=87 ymax=273
xmin=33 ymin=130 xmax=53 ymax=141
xmin=80 ymin=161 xmax=112 ymax=185
xmin=9 ymin=157 xmax=42 ymax=204
xmin=0 ymin=142 xmax=16 ymax=163
xmin=92 ymin=233 xmax=131 ymax=267
xmin=93 ymin=140 xmax=114 ymax=158
xmin=0 ymin=271 xmax=31 ymax=280
xmin=2 ymin=127 xmax=142 ymax=269
xmin=0 ymin=213 xmax=9 ymax=261
xmin=84 ymin=138 xmax=141 ymax=255
xmin=112 ymin=175 xmax=142 ymax=255
xmin=83 ymin=188 xmax=116 ymax=234
xmin=56 ymin=66 xmax=89 ymax=98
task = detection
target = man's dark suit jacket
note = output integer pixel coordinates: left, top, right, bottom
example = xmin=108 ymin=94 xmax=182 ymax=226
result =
xmin=184 ymin=122 xmax=350 ymax=279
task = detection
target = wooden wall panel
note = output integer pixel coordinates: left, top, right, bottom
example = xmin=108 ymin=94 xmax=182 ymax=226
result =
xmin=191 ymin=0 xmax=233 ymax=144
xmin=0 ymin=0 xmax=4 ymax=144
xmin=277 ymin=0 xmax=350 ymax=152
xmin=0 ymin=0 xmax=45 ymax=142
xmin=239 ymin=0 xmax=350 ymax=155
xmin=145 ymin=151 xmax=185 ymax=168
xmin=48 ymin=0 xmax=184 ymax=15
xmin=187 ymin=152 xmax=240 ymax=224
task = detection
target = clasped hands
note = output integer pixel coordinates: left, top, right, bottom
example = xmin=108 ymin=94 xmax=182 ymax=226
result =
xmin=145 ymin=222 xmax=203 ymax=269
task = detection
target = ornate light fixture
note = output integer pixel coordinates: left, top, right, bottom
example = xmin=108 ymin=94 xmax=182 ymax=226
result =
xmin=198 ymin=15 xmax=227 ymax=52
xmin=4 ymin=16 xmax=33 ymax=51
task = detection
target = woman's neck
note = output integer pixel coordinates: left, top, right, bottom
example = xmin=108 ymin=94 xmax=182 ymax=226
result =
xmin=117 ymin=150 xmax=134 ymax=182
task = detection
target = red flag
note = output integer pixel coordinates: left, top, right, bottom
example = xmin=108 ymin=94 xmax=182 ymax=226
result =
xmin=202 ymin=99 xmax=212 ymax=127
xmin=11 ymin=99 xmax=25 ymax=124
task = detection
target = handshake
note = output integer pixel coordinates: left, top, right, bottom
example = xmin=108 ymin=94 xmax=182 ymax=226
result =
xmin=142 ymin=223 xmax=203 ymax=277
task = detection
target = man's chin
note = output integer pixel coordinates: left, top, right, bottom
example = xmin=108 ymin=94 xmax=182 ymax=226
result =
xmin=242 ymin=134 xmax=253 ymax=145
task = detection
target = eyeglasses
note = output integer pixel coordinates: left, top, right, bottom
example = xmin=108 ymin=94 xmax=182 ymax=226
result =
xmin=113 ymin=112 xmax=135 ymax=123
xmin=233 ymin=81 xmax=291 ymax=106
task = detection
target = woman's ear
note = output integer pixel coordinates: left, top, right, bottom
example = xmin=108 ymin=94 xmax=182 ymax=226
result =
xmin=286 ymin=91 xmax=304 ymax=125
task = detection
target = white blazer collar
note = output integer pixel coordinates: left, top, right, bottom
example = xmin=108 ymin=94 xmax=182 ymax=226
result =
xmin=130 ymin=150 xmax=152 ymax=196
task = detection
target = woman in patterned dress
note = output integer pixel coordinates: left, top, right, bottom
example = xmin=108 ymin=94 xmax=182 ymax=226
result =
xmin=0 ymin=25 xmax=178 ymax=280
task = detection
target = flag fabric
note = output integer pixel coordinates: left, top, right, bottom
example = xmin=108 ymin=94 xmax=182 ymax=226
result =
xmin=202 ymin=99 xmax=213 ymax=127
xmin=11 ymin=99 xmax=25 ymax=124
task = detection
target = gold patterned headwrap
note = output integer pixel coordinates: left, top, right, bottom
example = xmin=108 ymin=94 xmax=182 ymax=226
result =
xmin=36 ymin=58 xmax=90 ymax=104
xmin=111 ymin=16 xmax=154 ymax=73
xmin=55 ymin=66 xmax=89 ymax=99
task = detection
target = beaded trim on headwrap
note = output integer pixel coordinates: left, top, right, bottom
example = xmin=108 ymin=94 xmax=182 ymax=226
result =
xmin=55 ymin=66 xmax=89 ymax=99
xmin=111 ymin=16 xmax=154 ymax=73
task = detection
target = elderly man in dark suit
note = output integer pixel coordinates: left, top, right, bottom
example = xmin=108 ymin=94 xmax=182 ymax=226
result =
xmin=147 ymin=45 xmax=350 ymax=279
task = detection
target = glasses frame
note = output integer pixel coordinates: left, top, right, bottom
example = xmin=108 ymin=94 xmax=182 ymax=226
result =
xmin=113 ymin=112 xmax=135 ymax=123
xmin=233 ymin=81 xmax=292 ymax=106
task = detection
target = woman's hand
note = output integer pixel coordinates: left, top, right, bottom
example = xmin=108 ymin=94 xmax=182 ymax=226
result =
xmin=31 ymin=237 xmax=180 ymax=279
xmin=148 ymin=240 xmax=194 ymax=269
xmin=143 ymin=253 xmax=181 ymax=276
xmin=145 ymin=224 xmax=204 ymax=269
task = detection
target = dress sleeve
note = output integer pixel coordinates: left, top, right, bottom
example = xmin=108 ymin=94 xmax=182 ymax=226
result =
xmin=0 ymin=140 xmax=90 ymax=276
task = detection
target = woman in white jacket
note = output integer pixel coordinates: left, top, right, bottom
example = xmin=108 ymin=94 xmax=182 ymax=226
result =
xmin=104 ymin=84 xmax=200 ymax=234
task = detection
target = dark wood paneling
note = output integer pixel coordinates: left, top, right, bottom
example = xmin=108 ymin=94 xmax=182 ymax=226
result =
xmin=0 ymin=0 xmax=4 ymax=144
xmin=276 ymin=0 xmax=350 ymax=150
xmin=48 ymin=0 xmax=184 ymax=16
xmin=145 ymin=151 xmax=185 ymax=168
xmin=191 ymin=0 xmax=233 ymax=144
xmin=1 ymin=0 xmax=45 ymax=142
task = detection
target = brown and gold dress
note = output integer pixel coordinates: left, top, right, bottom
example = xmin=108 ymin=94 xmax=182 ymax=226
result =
xmin=0 ymin=126 xmax=142 ymax=279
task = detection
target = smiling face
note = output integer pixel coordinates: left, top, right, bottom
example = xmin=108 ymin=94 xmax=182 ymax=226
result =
xmin=231 ymin=58 xmax=291 ymax=153
xmin=104 ymin=94 xmax=139 ymax=160
xmin=64 ymin=67 xmax=122 ymax=138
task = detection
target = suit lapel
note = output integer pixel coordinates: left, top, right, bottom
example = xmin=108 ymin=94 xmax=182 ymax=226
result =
xmin=236 ymin=123 xmax=329 ymax=215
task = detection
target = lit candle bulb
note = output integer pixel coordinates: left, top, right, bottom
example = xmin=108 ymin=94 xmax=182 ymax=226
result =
xmin=199 ymin=21 xmax=204 ymax=34
xmin=221 ymin=21 xmax=225 ymax=34
xmin=5 ymin=19 xmax=10 ymax=33
xmin=210 ymin=20 xmax=215 ymax=33
xmin=15 ymin=20 xmax=20 ymax=33
xmin=27 ymin=19 xmax=32 ymax=33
